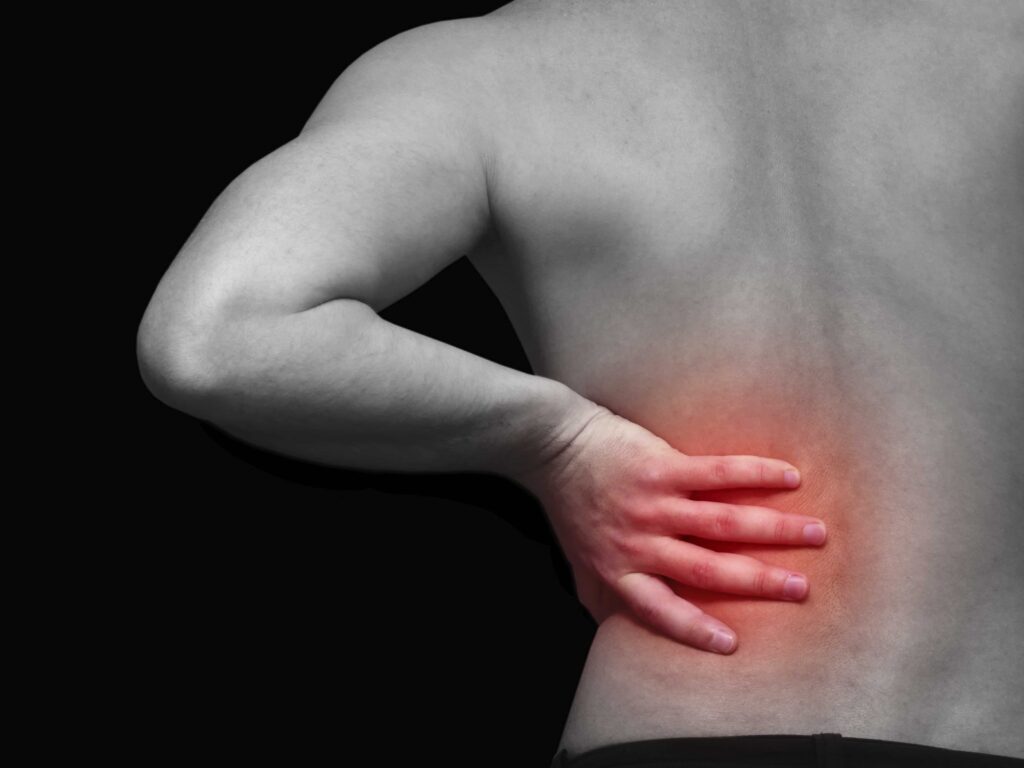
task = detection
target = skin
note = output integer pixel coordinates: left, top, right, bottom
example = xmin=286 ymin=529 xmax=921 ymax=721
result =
xmin=514 ymin=405 xmax=825 ymax=655
xmin=137 ymin=0 xmax=1024 ymax=761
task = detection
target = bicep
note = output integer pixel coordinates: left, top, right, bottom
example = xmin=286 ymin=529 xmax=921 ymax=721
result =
xmin=149 ymin=21 xmax=494 ymax=343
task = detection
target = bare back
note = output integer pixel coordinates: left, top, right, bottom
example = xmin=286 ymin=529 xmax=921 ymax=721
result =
xmin=467 ymin=0 xmax=1024 ymax=759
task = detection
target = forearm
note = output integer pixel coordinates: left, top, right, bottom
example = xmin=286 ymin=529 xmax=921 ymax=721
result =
xmin=180 ymin=298 xmax=601 ymax=480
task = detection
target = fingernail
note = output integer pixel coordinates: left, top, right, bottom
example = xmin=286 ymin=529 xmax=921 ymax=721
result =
xmin=802 ymin=523 xmax=826 ymax=545
xmin=783 ymin=574 xmax=808 ymax=600
xmin=784 ymin=469 xmax=800 ymax=487
xmin=709 ymin=629 xmax=736 ymax=654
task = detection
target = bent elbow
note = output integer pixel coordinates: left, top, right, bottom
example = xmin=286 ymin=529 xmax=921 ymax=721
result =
xmin=136 ymin=302 xmax=226 ymax=417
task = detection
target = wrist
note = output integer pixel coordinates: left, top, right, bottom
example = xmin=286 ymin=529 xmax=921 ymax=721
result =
xmin=504 ymin=381 xmax=610 ymax=497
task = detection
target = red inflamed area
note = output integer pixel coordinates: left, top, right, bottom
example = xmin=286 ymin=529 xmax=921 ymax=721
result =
xmin=646 ymin=378 xmax=882 ymax=663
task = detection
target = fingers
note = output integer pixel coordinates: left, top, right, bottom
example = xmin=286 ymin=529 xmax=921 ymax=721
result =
xmin=662 ymin=499 xmax=828 ymax=546
xmin=670 ymin=455 xmax=801 ymax=491
xmin=647 ymin=539 xmax=811 ymax=601
xmin=615 ymin=571 xmax=738 ymax=654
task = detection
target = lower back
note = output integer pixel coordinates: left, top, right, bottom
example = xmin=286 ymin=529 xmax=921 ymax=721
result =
xmin=556 ymin=361 xmax=1024 ymax=759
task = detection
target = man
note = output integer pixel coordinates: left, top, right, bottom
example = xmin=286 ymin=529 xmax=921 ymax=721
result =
xmin=137 ymin=1 xmax=1024 ymax=765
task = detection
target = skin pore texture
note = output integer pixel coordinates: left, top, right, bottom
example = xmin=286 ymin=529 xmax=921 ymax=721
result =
xmin=467 ymin=0 xmax=1024 ymax=760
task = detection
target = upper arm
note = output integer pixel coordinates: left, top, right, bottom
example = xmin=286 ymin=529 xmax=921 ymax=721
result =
xmin=140 ymin=18 xmax=498 ymax=369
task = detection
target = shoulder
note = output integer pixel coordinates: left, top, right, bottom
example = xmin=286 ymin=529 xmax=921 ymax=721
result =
xmin=297 ymin=10 xmax=561 ymax=193
xmin=301 ymin=17 xmax=516 ymax=141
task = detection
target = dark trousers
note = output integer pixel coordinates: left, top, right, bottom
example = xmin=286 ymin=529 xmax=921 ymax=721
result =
xmin=551 ymin=733 xmax=1024 ymax=767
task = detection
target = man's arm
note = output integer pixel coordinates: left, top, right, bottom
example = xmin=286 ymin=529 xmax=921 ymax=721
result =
xmin=136 ymin=17 xmax=827 ymax=654
xmin=136 ymin=18 xmax=601 ymax=480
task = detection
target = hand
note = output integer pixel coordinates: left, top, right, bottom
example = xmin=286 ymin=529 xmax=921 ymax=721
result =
xmin=513 ymin=403 xmax=826 ymax=654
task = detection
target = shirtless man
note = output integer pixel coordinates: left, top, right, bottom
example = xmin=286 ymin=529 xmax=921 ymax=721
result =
xmin=136 ymin=1 xmax=1024 ymax=765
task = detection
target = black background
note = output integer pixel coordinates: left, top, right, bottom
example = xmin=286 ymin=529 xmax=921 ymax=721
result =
xmin=126 ymin=3 xmax=596 ymax=765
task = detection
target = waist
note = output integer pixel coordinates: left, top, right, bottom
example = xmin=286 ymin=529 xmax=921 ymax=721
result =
xmin=561 ymin=603 xmax=1024 ymax=759
xmin=553 ymin=733 xmax=1024 ymax=767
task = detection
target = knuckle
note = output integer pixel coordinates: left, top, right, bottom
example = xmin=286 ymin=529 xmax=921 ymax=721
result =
xmin=713 ymin=507 xmax=737 ymax=537
xmin=594 ymin=558 xmax=621 ymax=586
xmin=640 ymin=460 xmax=668 ymax=487
xmin=627 ymin=588 xmax=662 ymax=625
xmin=617 ymin=535 xmax=646 ymax=560
xmin=773 ymin=515 xmax=788 ymax=542
xmin=711 ymin=460 xmax=730 ymax=482
xmin=628 ymin=500 xmax=660 ymax=528
xmin=680 ymin=613 xmax=707 ymax=642
xmin=752 ymin=567 xmax=770 ymax=596
xmin=690 ymin=558 xmax=716 ymax=590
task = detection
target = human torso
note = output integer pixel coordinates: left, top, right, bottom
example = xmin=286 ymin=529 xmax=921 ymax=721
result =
xmin=468 ymin=0 xmax=1024 ymax=759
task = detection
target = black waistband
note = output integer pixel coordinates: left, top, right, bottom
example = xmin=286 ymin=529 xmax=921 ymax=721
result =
xmin=550 ymin=733 xmax=1024 ymax=767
